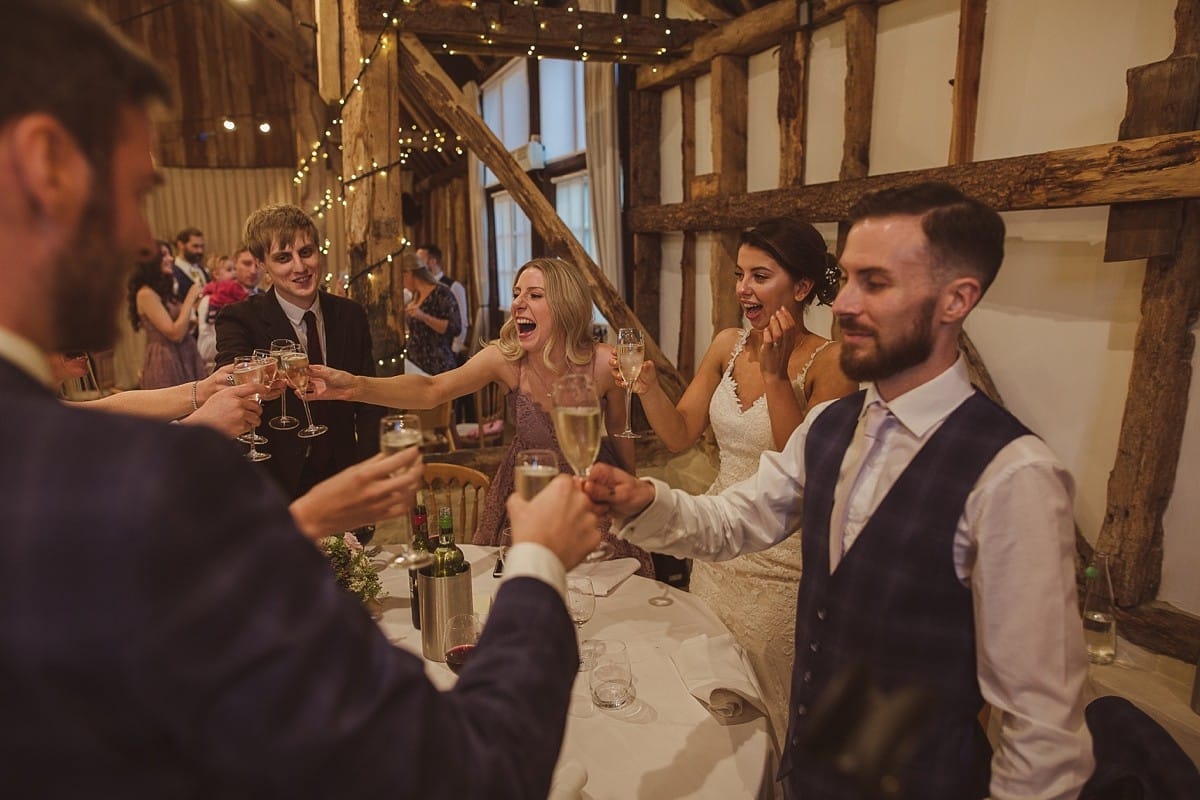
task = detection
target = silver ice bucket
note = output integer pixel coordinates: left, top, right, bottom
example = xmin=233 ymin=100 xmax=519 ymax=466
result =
xmin=417 ymin=568 xmax=473 ymax=661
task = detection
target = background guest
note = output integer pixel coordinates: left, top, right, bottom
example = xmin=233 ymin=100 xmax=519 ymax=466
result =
xmin=402 ymin=257 xmax=461 ymax=376
xmin=129 ymin=241 xmax=205 ymax=389
xmin=197 ymin=252 xmax=249 ymax=370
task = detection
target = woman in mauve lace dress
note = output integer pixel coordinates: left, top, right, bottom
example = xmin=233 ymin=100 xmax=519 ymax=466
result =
xmin=614 ymin=218 xmax=857 ymax=748
xmin=310 ymin=257 xmax=654 ymax=578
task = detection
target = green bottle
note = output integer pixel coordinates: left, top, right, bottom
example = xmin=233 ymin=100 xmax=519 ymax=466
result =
xmin=409 ymin=504 xmax=430 ymax=628
xmin=431 ymin=505 xmax=467 ymax=577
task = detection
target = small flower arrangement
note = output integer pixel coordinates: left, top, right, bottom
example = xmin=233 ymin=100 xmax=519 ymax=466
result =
xmin=317 ymin=532 xmax=384 ymax=607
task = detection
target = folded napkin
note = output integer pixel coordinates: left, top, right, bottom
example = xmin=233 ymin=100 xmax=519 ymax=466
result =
xmin=547 ymin=759 xmax=588 ymax=800
xmin=671 ymin=633 xmax=767 ymax=725
xmin=568 ymin=557 xmax=640 ymax=597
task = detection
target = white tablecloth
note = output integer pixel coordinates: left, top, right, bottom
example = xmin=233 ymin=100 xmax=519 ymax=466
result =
xmin=374 ymin=546 xmax=773 ymax=799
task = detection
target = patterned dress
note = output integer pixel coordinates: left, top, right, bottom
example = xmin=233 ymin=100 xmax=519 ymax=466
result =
xmin=406 ymin=285 xmax=461 ymax=375
xmin=139 ymin=298 xmax=206 ymax=390
xmin=689 ymin=329 xmax=832 ymax=748
xmin=472 ymin=357 xmax=655 ymax=578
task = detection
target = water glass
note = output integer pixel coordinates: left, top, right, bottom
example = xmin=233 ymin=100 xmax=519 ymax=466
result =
xmin=380 ymin=413 xmax=423 ymax=454
xmin=589 ymin=640 xmax=634 ymax=709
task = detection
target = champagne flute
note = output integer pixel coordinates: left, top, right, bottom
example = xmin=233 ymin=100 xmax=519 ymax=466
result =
xmin=231 ymin=356 xmax=270 ymax=462
xmin=614 ymin=328 xmax=644 ymax=439
xmin=268 ymin=339 xmax=300 ymax=430
xmin=550 ymin=375 xmax=612 ymax=562
xmin=280 ymin=351 xmax=327 ymax=438
xmin=380 ymin=414 xmax=434 ymax=571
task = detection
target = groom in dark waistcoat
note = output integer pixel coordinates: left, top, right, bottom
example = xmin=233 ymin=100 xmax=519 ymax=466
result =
xmin=586 ymin=183 xmax=1094 ymax=799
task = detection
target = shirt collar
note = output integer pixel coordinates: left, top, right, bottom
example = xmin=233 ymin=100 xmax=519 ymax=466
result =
xmin=863 ymin=356 xmax=974 ymax=439
xmin=274 ymin=290 xmax=321 ymax=328
xmin=0 ymin=326 xmax=55 ymax=388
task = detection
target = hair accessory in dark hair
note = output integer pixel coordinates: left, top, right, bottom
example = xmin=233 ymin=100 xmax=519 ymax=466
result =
xmin=817 ymin=255 xmax=841 ymax=306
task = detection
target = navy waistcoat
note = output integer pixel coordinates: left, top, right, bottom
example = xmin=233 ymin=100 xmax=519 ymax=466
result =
xmin=780 ymin=389 xmax=1031 ymax=800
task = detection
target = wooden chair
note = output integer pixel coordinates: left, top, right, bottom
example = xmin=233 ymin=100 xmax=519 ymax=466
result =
xmin=453 ymin=382 xmax=509 ymax=449
xmin=420 ymin=462 xmax=491 ymax=542
xmin=416 ymin=401 xmax=456 ymax=453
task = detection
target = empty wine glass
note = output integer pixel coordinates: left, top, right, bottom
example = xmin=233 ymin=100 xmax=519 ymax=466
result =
xmin=443 ymin=612 xmax=484 ymax=675
xmin=551 ymin=375 xmax=612 ymax=562
xmin=614 ymin=328 xmax=644 ymax=439
xmin=268 ymin=339 xmax=300 ymax=430
xmin=567 ymin=576 xmax=598 ymax=670
xmin=231 ymin=356 xmax=270 ymax=462
xmin=280 ymin=351 xmax=327 ymax=438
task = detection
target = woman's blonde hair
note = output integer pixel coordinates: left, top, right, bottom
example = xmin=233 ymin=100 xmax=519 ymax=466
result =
xmin=493 ymin=258 xmax=595 ymax=372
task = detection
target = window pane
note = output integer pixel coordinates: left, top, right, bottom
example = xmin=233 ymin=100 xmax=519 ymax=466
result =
xmin=540 ymin=59 xmax=576 ymax=161
xmin=574 ymin=62 xmax=587 ymax=153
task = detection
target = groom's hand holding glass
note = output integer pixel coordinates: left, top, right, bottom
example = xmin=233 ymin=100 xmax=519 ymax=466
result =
xmin=580 ymin=462 xmax=656 ymax=522
xmin=506 ymin=474 xmax=603 ymax=572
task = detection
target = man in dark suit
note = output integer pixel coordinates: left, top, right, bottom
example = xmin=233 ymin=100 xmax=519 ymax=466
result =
xmin=0 ymin=2 xmax=601 ymax=796
xmin=216 ymin=205 xmax=385 ymax=499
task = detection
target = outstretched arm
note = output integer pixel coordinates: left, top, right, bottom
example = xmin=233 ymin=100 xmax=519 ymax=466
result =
xmin=309 ymin=344 xmax=507 ymax=409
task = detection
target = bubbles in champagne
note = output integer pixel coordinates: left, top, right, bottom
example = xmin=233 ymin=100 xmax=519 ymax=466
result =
xmin=618 ymin=344 xmax=644 ymax=385
xmin=552 ymin=406 xmax=602 ymax=476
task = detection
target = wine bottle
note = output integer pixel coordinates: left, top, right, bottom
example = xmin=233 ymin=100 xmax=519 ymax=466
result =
xmin=431 ymin=505 xmax=467 ymax=577
xmin=409 ymin=504 xmax=430 ymax=628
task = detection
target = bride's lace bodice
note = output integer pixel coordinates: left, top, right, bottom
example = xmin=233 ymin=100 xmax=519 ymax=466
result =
xmin=706 ymin=329 xmax=828 ymax=492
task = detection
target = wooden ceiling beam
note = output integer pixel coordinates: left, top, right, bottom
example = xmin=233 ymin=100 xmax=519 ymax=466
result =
xmin=359 ymin=0 xmax=713 ymax=63
xmin=626 ymin=129 xmax=1200 ymax=231
xmin=394 ymin=31 xmax=687 ymax=401
xmin=674 ymin=0 xmax=734 ymax=21
xmin=636 ymin=0 xmax=803 ymax=90
xmin=219 ymin=0 xmax=318 ymax=90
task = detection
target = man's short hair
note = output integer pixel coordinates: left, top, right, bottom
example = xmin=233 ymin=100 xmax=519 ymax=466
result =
xmin=175 ymin=227 xmax=203 ymax=245
xmin=0 ymin=0 xmax=170 ymax=180
xmin=420 ymin=244 xmax=443 ymax=263
xmin=242 ymin=205 xmax=320 ymax=261
xmin=847 ymin=182 xmax=1005 ymax=294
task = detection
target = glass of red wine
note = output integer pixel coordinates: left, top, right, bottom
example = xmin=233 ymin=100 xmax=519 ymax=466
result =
xmin=443 ymin=613 xmax=483 ymax=675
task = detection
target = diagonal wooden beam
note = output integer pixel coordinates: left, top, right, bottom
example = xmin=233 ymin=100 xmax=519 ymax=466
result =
xmin=394 ymin=32 xmax=686 ymax=401
xmin=361 ymin=0 xmax=712 ymax=63
xmin=220 ymin=0 xmax=318 ymax=90
xmin=627 ymin=129 xmax=1200 ymax=232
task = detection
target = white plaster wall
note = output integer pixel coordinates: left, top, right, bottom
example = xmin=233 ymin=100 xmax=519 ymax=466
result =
xmin=659 ymin=232 xmax=684 ymax=364
xmin=747 ymin=50 xmax=781 ymax=192
xmin=806 ymin=22 xmax=846 ymax=183
xmin=659 ymin=86 xmax=683 ymax=205
xmin=870 ymin=0 xmax=957 ymax=174
xmin=656 ymin=0 xmax=1199 ymax=612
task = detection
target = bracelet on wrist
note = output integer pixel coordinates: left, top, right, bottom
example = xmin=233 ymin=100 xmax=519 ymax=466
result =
xmin=190 ymin=381 xmax=199 ymax=411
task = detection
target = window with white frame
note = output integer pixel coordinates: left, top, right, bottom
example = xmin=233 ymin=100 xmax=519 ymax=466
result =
xmin=553 ymin=171 xmax=593 ymax=259
xmin=539 ymin=59 xmax=586 ymax=161
xmin=481 ymin=59 xmax=530 ymax=186
xmin=492 ymin=191 xmax=531 ymax=303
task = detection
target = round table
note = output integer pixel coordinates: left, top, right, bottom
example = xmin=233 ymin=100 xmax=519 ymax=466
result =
xmin=374 ymin=545 xmax=773 ymax=799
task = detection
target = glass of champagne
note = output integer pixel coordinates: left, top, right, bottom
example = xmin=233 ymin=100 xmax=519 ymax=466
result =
xmin=231 ymin=356 xmax=270 ymax=462
xmin=280 ymin=351 xmax=327 ymax=438
xmin=268 ymin=339 xmax=300 ymax=430
xmin=551 ymin=375 xmax=612 ymax=562
xmin=614 ymin=328 xmax=644 ymax=439
xmin=515 ymin=449 xmax=559 ymax=500
xmin=380 ymin=414 xmax=433 ymax=571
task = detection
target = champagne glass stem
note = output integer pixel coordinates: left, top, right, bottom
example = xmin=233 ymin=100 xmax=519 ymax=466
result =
xmin=299 ymin=393 xmax=317 ymax=428
xmin=279 ymin=386 xmax=288 ymax=419
xmin=623 ymin=387 xmax=634 ymax=437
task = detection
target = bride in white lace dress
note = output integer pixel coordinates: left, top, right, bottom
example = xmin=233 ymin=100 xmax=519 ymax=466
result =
xmin=615 ymin=218 xmax=857 ymax=750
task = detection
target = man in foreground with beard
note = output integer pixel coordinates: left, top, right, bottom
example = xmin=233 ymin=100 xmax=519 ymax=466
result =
xmin=0 ymin=2 xmax=600 ymax=797
xmin=586 ymin=182 xmax=1094 ymax=799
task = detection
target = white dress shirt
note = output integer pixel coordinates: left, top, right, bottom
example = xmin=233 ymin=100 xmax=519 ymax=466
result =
xmin=616 ymin=357 xmax=1094 ymax=800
